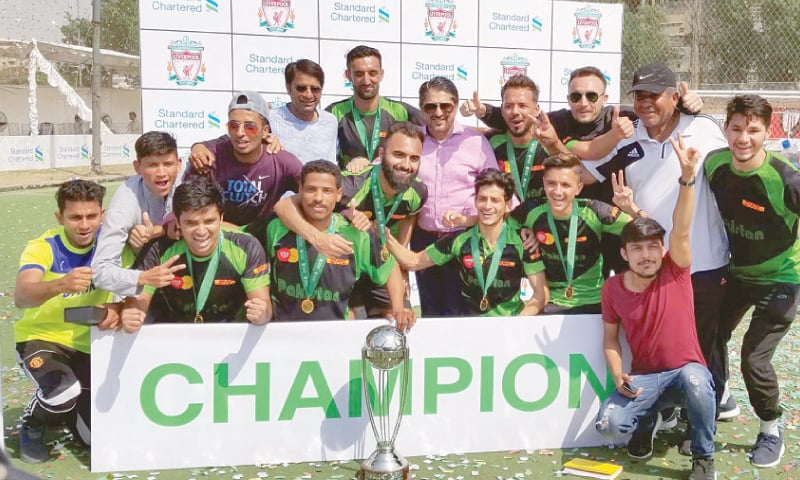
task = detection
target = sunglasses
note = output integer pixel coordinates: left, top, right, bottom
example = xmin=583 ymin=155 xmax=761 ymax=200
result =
xmin=422 ymin=102 xmax=455 ymax=114
xmin=294 ymin=84 xmax=322 ymax=95
xmin=568 ymin=91 xmax=601 ymax=103
xmin=227 ymin=120 xmax=261 ymax=136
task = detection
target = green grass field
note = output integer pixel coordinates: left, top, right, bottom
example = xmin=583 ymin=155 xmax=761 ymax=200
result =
xmin=1 ymin=183 xmax=798 ymax=480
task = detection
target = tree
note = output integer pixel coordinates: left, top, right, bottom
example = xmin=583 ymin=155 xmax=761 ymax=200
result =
xmin=59 ymin=0 xmax=138 ymax=55
xmin=620 ymin=5 xmax=674 ymax=97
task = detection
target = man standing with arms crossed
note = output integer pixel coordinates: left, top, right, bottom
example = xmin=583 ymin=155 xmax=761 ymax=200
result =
xmin=705 ymin=94 xmax=799 ymax=468
xmin=595 ymin=134 xmax=717 ymax=480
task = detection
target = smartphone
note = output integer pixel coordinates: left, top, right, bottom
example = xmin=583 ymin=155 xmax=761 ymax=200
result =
xmin=621 ymin=382 xmax=636 ymax=395
xmin=64 ymin=306 xmax=106 ymax=325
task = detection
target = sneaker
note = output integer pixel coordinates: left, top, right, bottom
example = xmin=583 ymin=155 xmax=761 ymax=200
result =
xmin=751 ymin=431 xmax=785 ymax=468
xmin=627 ymin=412 xmax=662 ymax=459
xmin=19 ymin=423 xmax=49 ymax=463
xmin=716 ymin=395 xmax=740 ymax=421
xmin=660 ymin=407 xmax=678 ymax=430
xmin=689 ymin=457 xmax=716 ymax=480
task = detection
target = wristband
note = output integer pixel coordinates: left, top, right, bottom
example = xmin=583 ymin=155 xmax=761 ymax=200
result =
xmin=678 ymin=176 xmax=696 ymax=187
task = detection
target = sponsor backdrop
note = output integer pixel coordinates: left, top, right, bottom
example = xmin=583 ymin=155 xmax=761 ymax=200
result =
xmin=139 ymin=0 xmax=623 ymax=148
xmin=91 ymin=315 xmax=632 ymax=471
xmin=0 ymin=135 xmax=138 ymax=171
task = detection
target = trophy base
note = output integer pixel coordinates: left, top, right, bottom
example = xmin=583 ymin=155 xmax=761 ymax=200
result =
xmin=360 ymin=449 xmax=409 ymax=480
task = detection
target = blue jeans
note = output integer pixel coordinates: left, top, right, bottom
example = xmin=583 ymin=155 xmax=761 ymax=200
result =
xmin=594 ymin=362 xmax=716 ymax=457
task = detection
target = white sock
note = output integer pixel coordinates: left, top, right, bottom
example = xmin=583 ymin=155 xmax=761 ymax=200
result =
xmin=759 ymin=418 xmax=780 ymax=437
xmin=721 ymin=382 xmax=730 ymax=403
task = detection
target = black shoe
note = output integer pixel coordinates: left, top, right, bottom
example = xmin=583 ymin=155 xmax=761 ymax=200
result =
xmin=19 ymin=423 xmax=49 ymax=463
xmin=660 ymin=407 xmax=678 ymax=430
xmin=751 ymin=430 xmax=785 ymax=468
xmin=689 ymin=457 xmax=716 ymax=480
xmin=627 ymin=412 xmax=662 ymax=459
xmin=716 ymin=394 xmax=740 ymax=422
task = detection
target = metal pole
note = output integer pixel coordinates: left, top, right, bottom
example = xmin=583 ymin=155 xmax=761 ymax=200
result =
xmin=90 ymin=0 xmax=101 ymax=174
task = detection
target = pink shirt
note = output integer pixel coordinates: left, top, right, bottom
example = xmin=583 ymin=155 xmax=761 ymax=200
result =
xmin=601 ymin=254 xmax=706 ymax=374
xmin=416 ymin=123 xmax=497 ymax=233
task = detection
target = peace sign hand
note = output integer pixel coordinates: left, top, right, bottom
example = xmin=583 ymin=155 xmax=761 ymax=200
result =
xmin=668 ymin=132 xmax=700 ymax=182
xmin=610 ymin=169 xmax=643 ymax=217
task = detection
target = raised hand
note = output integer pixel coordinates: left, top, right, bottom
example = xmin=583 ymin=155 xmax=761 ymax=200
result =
xmin=679 ymin=81 xmax=704 ymax=114
xmin=610 ymin=169 xmax=639 ymax=216
xmin=530 ymin=111 xmax=560 ymax=148
xmin=138 ymin=255 xmax=186 ymax=289
xmin=459 ymin=90 xmax=486 ymax=118
xmin=345 ymin=199 xmax=371 ymax=232
xmin=611 ymin=106 xmax=634 ymax=140
xmin=442 ymin=210 xmax=468 ymax=229
xmin=129 ymin=212 xmax=157 ymax=250
xmin=669 ymin=132 xmax=700 ymax=181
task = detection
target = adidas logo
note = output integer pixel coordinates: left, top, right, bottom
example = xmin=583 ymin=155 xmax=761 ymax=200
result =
xmin=627 ymin=149 xmax=640 ymax=158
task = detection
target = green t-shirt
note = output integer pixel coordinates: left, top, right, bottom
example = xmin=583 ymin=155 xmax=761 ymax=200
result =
xmin=705 ymin=148 xmax=800 ymax=284
xmin=340 ymin=165 xmax=428 ymax=237
xmin=137 ymin=230 xmax=270 ymax=323
xmin=425 ymin=218 xmax=538 ymax=316
xmin=14 ymin=227 xmax=113 ymax=353
xmin=260 ymin=213 xmax=396 ymax=320
xmin=488 ymin=131 xmax=550 ymax=203
xmin=514 ymin=199 xmax=630 ymax=307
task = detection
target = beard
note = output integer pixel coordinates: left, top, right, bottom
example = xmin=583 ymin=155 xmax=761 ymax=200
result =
xmin=382 ymin=161 xmax=416 ymax=192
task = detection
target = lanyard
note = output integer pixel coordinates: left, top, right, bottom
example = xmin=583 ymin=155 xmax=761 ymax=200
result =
xmin=297 ymin=216 xmax=337 ymax=300
xmin=186 ymin=230 xmax=224 ymax=323
xmin=470 ymin=222 xmax=508 ymax=311
xmin=546 ymin=201 xmax=579 ymax=294
xmin=369 ymin=165 xmax=403 ymax=246
xmin=505 ymin=134 xmax=538 ymax=200
xmin=350 ymin=98 xmax=382 ymax=160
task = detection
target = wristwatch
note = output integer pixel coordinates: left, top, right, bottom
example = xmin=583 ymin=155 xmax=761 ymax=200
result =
xmin=678 ymin=176 xmax=696 ymax=187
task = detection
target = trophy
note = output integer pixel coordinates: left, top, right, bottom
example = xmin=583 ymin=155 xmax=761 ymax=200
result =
xmin=360 ymin=325 xmax=411 ymax=480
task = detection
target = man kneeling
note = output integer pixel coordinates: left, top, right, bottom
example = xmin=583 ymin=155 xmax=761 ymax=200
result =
xmin=594 ymin=134 xmax=716 ymax=480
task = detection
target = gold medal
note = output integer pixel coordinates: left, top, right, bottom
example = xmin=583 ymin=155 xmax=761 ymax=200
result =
xmin=381 ymin=246 xmax=390 ymax=262
xmin=564 ymin=285 xmax=574 ymax=299
xmin=479 ymin=297 xmax=490 ymax=312
xmin=194 ymin=312 xmax=204 ymax=323
xmin=301 ymin=298 xmax=315 ymax=314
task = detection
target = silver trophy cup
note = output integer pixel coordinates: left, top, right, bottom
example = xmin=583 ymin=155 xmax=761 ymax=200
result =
xmin=360 ymin=325 xmax=410 ymax=480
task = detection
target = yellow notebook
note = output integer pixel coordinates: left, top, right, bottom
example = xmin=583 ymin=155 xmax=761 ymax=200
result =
xmin=562 ymin=458 xmax=623 ymax=480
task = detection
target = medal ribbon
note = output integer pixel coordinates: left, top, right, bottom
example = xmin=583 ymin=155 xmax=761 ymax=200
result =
xmin=297 ymin=216 xmax=338 ymax=300
xmin=369 ymin=165 xmax=403 ymax=247
xmin=187 ymin=230 xmax=224 ymax=320
xmin=545 ymin=200 xmax=579 ymax=290
xmin=470 ymin=222 xmax=508 ymax=304
xmin=505 ymin=134 xmax=538 ymax=200
xmin=350 ymin=98 xmax=382 ymax=160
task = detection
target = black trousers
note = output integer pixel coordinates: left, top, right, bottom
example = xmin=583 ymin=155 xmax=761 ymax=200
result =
xmin=691 ymin=265 xmax=728 ymax=404
xmin=713 ymin=279 xmax=799 ymax=421
xmin=411 ymin=228 xmax=465 ymax=317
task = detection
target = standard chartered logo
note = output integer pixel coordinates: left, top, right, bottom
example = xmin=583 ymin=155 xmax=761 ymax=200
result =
xmin=139 ymin=354 xmax=613 ymax=426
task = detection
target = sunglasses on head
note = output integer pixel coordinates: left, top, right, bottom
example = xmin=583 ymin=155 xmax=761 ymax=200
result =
xmin=227 ymin=120 xmax=261 ymax=135
xmin=422 ymin=102 xmax=455 ymax=114
xmin=568 ymin=91 xmax=601 ymax=103
xmin=294 ymin=84 xmax=322 ymax=95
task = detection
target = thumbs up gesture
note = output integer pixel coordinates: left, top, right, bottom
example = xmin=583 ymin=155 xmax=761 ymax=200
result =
xmin=611 ymin=106 xmax=634 ymax=141
xmin=129 ymin=212 xmax=163 ymax=250
xmin=344 ymin=199 xmax=371 ymax=232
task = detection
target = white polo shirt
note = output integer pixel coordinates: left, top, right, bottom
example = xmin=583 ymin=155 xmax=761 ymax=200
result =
xmin=583 ymin=113 xmax=729 ymax=273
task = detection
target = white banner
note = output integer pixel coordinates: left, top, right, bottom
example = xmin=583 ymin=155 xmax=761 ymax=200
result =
xmin=139 ymin=0 xmax=624 ymax=149
xmin=91 ymin=315 xmax=631 ymax=472
xmin=0 ymin=135 xmax=138 ymax=171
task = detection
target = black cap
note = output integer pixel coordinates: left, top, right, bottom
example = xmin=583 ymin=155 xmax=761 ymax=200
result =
xmin=629 ymin=62 xmax=676 ymax=94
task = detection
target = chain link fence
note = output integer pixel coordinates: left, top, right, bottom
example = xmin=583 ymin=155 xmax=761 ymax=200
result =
xmin=594 ymin=0 xmax=800 ymax=139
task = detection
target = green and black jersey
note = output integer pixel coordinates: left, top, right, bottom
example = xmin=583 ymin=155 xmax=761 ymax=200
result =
xmin=259 ymin=213 xmax=396 ymax=320
xmin=705 ymin=149 xmax=800 ymax=284
xmin=514 ymin=199 xmax=630 ymax=307
xmin=425 ymin=218 xmax=538 ymax=316
xmin=326 ymin=97 xmax=425 ymax=168
xmin=137 ymin=231 xmax=270 ymax=323
xmin=487 ymin=131 xmax=550 ymax=203
xmin=340 ymin=165 xmax=428 ymax=236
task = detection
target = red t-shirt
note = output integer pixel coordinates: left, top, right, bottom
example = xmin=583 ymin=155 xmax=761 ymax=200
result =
xmin=601 ymin=253 xmax=706 ymax=374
